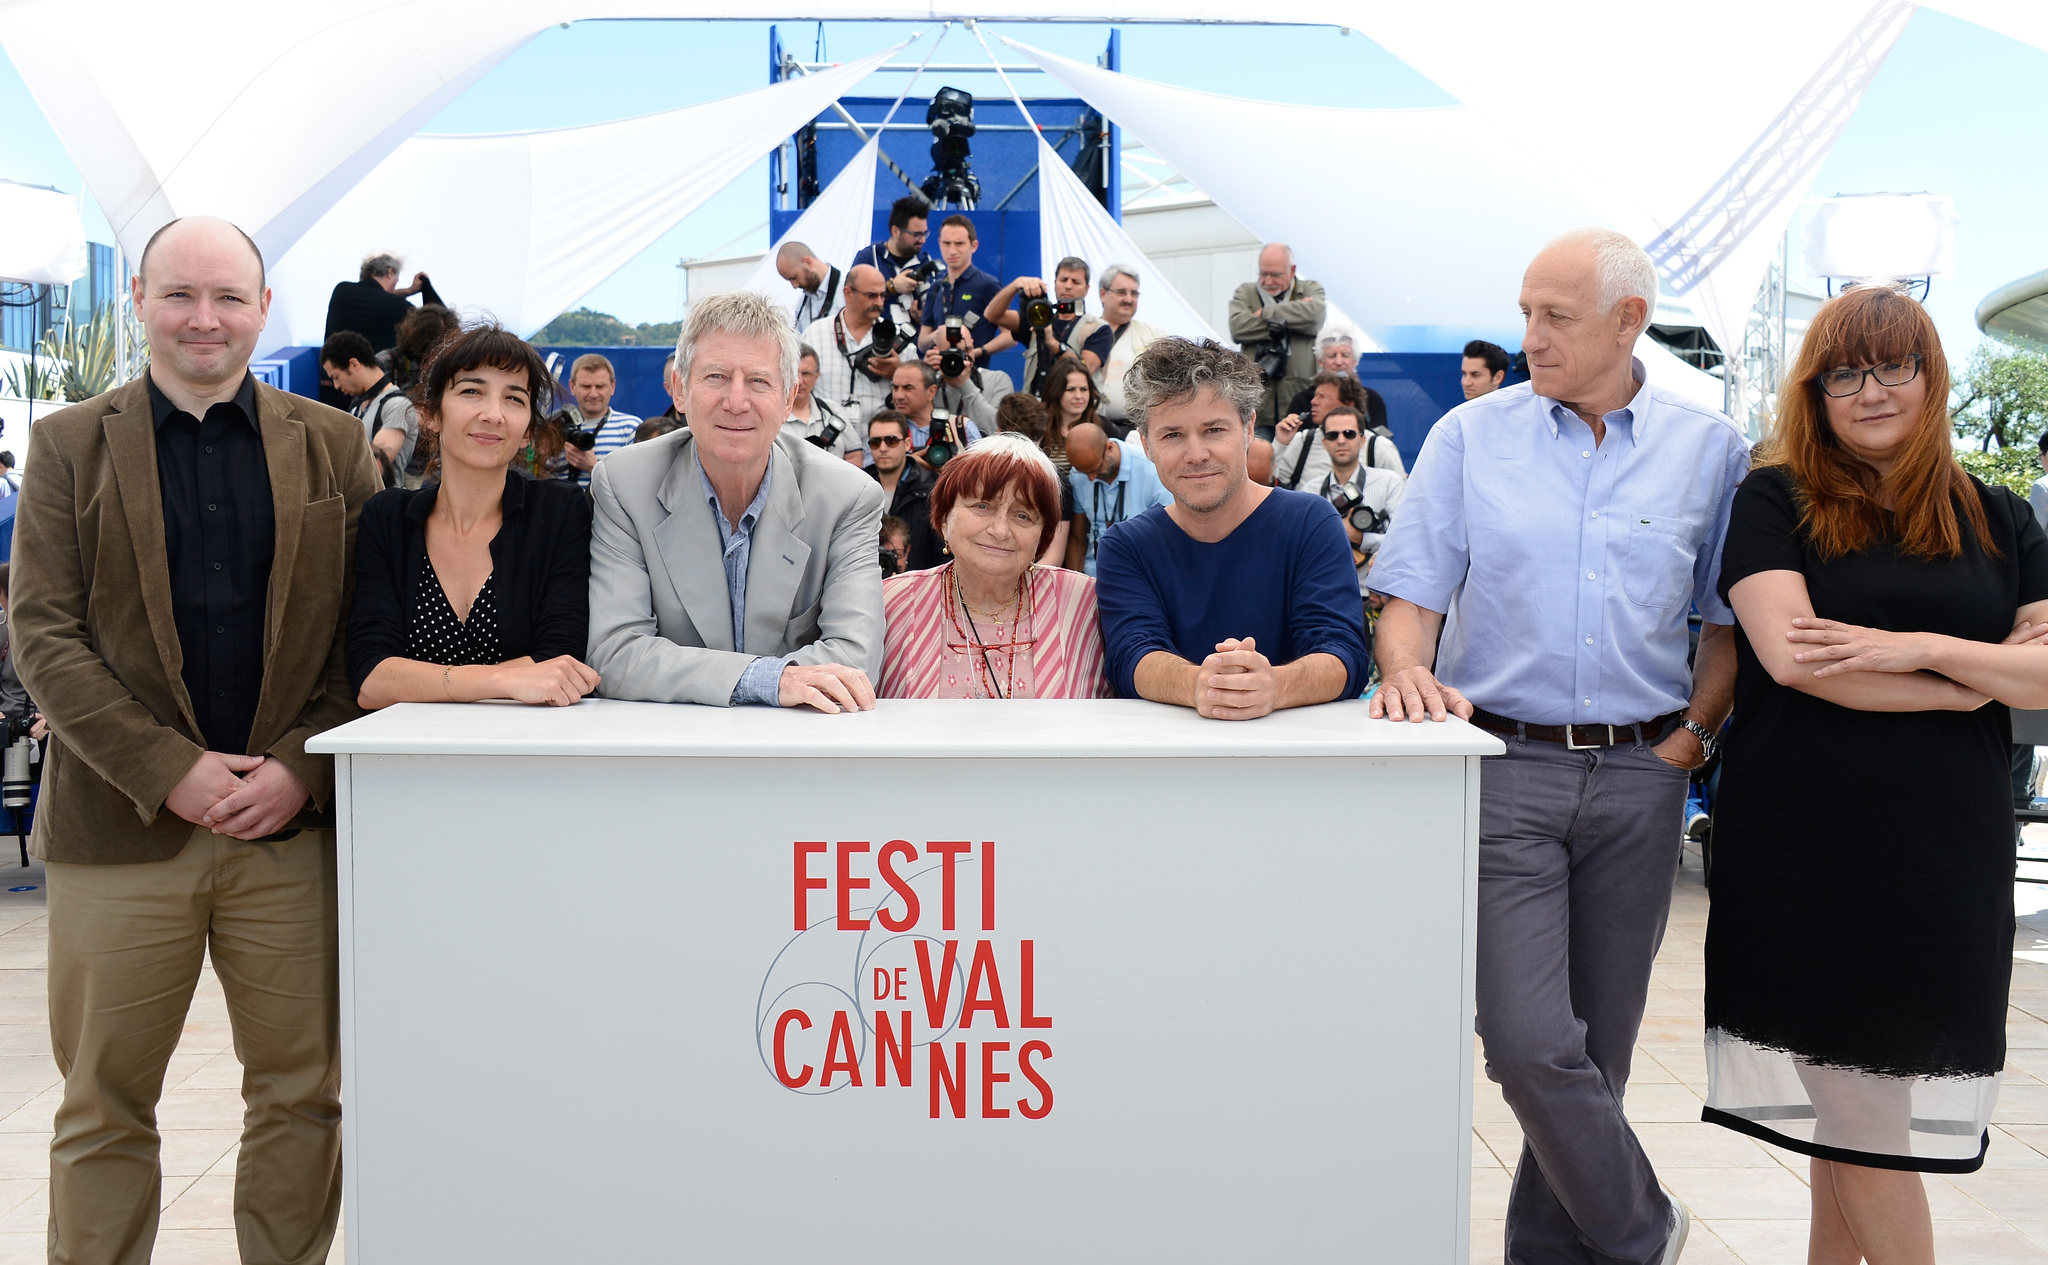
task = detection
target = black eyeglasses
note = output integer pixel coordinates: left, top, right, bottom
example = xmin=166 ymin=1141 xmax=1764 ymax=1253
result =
xmin=1818 ymin=354 xmax=1922 ymax=398
xmin=1322 ymin=428 xmax=1361 ymax=440
xmin=869 ymin=434 xmax=906 ymax=448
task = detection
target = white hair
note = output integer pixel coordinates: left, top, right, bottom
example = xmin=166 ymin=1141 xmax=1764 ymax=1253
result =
xmin=675 ymin=290 xmax=802 ymax=399
xmin=1545 ymin=227 xmax=1657 ymax=316
xmin=1317 ymin=329 xmax=1356 ymax=351
xmin=1098 ymin=263 xmax=1138 ymax=293
xmin=962 ymin=429 xmax=1058 ymax=486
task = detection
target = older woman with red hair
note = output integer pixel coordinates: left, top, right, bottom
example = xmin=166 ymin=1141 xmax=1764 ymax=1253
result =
xmin=1708 ymin=284 xmax=2048 ymax=1262
xmin=879 ymin=432 xmax=1111 ymax=699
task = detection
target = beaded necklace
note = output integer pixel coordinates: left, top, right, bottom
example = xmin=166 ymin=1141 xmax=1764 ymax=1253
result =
xmin=945 ymin=565 xmax=1035 ymax=700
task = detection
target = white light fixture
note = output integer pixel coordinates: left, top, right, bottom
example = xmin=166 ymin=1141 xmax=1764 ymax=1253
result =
xmin=1802 ymin=192 xmax=1957 ymax=283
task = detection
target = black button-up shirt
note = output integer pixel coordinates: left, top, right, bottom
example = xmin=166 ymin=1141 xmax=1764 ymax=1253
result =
xmin=149 ymin=373 xmax=275 ymax=755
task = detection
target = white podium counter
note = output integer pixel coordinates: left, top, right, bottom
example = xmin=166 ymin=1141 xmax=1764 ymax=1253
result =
xmin=308 ymin=698 xmax=1503 ymax=1263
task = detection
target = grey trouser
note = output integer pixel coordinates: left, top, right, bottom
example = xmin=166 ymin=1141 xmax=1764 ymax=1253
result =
xmin=1476 ymin=729 xmax=1687 ymax=1265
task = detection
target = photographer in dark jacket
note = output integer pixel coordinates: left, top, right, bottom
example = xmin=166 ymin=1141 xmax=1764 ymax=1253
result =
xmin=324 ymin=252 xmax=445 ymax=353
xmin=348 ymin=322 xmax=597 ymax=708
xmin=864 ymin=410 xmax=944 ymax=571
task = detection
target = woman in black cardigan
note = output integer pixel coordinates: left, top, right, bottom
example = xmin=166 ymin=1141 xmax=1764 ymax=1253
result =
xmin=348 ymin=323 xmax=599 ymax=708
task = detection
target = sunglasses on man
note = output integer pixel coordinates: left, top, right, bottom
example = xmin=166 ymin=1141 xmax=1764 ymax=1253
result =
xmin=869 ymin=434 xmax=907 ymax=448
xmin=1322 ymin=427 xmax=1361 ymax=441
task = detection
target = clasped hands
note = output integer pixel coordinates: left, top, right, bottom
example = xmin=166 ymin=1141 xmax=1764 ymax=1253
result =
xmin=1193 ymin=637 xmax=1284 ymax=721
xmin=165 ymin=751 xmax=310 ymax=840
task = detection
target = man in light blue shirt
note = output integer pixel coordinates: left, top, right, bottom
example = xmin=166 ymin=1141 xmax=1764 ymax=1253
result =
xmin=1370 ymin=229 xmax=1746 ymax=1265
xmin=1066 ymin=421 xmax=1173 ymax=575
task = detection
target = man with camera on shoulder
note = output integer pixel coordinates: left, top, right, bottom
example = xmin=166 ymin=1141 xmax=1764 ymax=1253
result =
xmin=802 ymin=264 xmax=913 ymax=440
xmin=984 ymin=257 xmax=1113 ymax=396
xmin=891 ymin=360 xmax=989 ymax=474
xmin=555 ymin=353 xmax=642 ymax=488
xmin=782 ymin=345 xmax=865 ymax=464
xmin=1228 ymin=242 xmax=1325 ymax=440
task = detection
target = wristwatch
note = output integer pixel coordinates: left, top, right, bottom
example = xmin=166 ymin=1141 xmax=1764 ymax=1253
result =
xmin=1678 ymin=718 xmax=1719 ymax=766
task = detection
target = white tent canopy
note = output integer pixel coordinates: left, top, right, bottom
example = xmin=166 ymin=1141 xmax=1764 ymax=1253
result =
xmin=738 ymin=136 xmax=882 ymax=322
xmin=8 ymin=1 xmax=2048 ymax=358
xmin=1032 ymin=134 xmax=1217 ymax=342
xmin=261 ymin=48 xmax=896 ymax=354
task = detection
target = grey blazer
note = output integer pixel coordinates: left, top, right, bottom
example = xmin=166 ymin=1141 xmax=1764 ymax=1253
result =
xmin=588 ymin=430 xmax=886 ymax=705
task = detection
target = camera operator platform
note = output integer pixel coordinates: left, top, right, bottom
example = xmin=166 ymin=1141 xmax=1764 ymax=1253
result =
xmin=1228 ymin=243 xmax=1326 ymax=440
xmin=802 ymin=263 xmax=912 ymax=442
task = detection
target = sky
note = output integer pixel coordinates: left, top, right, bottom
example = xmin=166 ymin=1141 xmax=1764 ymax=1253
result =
xmin=2 ymin=9 xmax=2043 ymax=359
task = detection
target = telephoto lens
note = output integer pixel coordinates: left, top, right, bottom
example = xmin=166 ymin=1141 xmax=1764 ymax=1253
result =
xmin=923 ymin=409 xmax=959 ymax=470
xmin=2 ymin=735 xmax=34 ymax=811
xmin=1020 ymin=295 xmax=1055 ymax=328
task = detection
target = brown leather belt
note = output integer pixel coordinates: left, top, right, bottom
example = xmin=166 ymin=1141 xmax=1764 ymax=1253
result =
xmin=1470 ymin=707 xmax=1683 ymax=750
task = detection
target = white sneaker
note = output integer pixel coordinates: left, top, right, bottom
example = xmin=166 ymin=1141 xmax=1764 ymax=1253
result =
xmin=1659 ymin=1185 xmax=1691 ymax=1264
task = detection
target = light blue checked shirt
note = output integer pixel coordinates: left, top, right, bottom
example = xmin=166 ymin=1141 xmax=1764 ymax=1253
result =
xmin=1369 ymin=362 xmax=1750 ymax=727
xmin=699 ymin=461 xmax=793 ymax=706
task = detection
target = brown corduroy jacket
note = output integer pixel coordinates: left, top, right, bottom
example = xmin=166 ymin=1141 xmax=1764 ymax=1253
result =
xmin=10 ymin=374 xmax=379 ymax=864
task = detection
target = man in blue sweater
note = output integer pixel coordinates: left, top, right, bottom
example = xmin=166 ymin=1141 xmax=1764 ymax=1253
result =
xmin=1095 ymin=338 xmax=1366 ymax=717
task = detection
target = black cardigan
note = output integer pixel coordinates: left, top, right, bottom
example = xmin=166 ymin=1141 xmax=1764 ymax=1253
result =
xmin=347 ymin=470 xmax=592 ymax=695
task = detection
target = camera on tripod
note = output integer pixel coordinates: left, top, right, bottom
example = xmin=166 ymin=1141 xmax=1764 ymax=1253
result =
xmin=939 ymin=316 xmax=969 ymax=379
xmin=920 ymin=87 xmax=981 ymax=208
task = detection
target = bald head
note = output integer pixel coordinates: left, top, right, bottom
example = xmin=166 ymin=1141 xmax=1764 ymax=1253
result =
xmin=1247 ymin=437 xmax=1274 ymax=486
xmin=776 ymin=241 xmax=826 ymax=292
xmin=842 ymin=263 xmax=888 ymax=328
xmin=137 ymin=216 xmax=265 ymax=290
xmin=1066 ymin=421 xmax=1109 ymax=476
xmin=1257 ymin=243 xmax=1297 ymax=297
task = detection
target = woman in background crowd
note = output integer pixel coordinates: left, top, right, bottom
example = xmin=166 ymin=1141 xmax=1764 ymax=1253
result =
xmin=995 ymin=392 xmax=1073 ymax=567
xmin=349 ymin=322 xmax=599 ymax=709
xmin=880 ymin=433 xmax=1109 ymax=698
xmin=1707 ymin=284 xmax=2048 ymax=1263
xmin=1035 ymin=355 xmax=1102 ymax=482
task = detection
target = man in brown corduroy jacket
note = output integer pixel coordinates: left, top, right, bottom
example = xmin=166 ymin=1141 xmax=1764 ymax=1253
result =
xmin=11 ymin=215 xmax=378 ymax=1265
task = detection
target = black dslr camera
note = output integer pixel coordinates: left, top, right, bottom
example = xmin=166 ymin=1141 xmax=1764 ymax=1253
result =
xmin=552 ymin=410 xmax=598 ymax=451
xmin=939 ymin=316 xmax=969 ymax=379
xmin=1252 ymin=318 xmax=1290 ymax=381
xmin=1330 ymin=487 xmax=1391 ymax=538
xmin=1020 ymin=294 xmax=1081 ymax=330
xmin=850 ymin=321 xmax=915 ymax=382
xmin=900 ymin=258 xmax=941 ymax=288
xmin=922 ymin=408 xmax=963 ymax=470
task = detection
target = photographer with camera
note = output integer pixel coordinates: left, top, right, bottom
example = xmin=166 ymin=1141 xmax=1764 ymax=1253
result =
xmin=321 ymin=330 xmax=420 ymax=489
xmin=853 ymin=196 xmax=937 ymax=300
xmin=775 ymin=241 xmax=841 ymax=331
xmin=864 ymin=411 xmax=944 ymax=572
xmin=781 ymin=345 xmax=864 ymax=464
xmin=1310 ymin=405 xmax=1407 ymax=604
xmin=892 ymin=360 xmax=989 ymax=474
xmin=553 ymin=353 xmax=642 ymax=489
xmin=802 ymin=264 xmax=912 ymax=439
xmin=916 ymin=215 xmax=1011 ymax=365
xmin=1274 ymin=371 xmax=1405 ymax=490
xmin=984 ymin=257 xmax=1113 ymax=397
xmin=1228 ymin=243 xmax=1325 ymax=440
xmin=1286 ymin=332 xmax=1395 ymax=458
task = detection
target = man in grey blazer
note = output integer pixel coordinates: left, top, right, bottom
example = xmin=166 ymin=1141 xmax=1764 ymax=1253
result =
xmin=589 ymin=289 xmax=886 ymax=711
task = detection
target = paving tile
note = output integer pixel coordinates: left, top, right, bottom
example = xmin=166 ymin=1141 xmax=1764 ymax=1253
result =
xmin=156 ymin=1088 xmax=247 ymax=1133
xmin=1474 ymin=1121 xmax=1524 ymax=1168
xmin=1930 ymin=1221 xmax=2048 ymax=1261
xmin=1674 ymin=1225 xmax=1745 ymax=1265
xmin=178 ymin=1054 xmax=245 ymax=1092
xmin=160 ymin=1129 xmax=238 ymax=1178
xmin=148 ymin=1228 xmax=246 ymax=1264
xmin=1658 ymin=1166 xmax=1815 ymax=1220
xmin=1635 ymin=1121 xmax=1778 ymax=1169
xmin=159 ymin=1173 xmax=234 ymax=1230
xmin=0 ymin=1183 xmax=43 ymax=1235
xmin=0 ymin=1136 xmax=43 ymax=1184
xmin=0 ymin=1182 xmax=38 ymax=1222
xmin=1702 ymin=1216 xmax=1814 ymax=1262
xmin=2005 ymin=1124 xmax=2048 ymax=1161
xmin=1985 ymin=1126 xmax=2048 ymax=1169
xmin=1470 ymin=1165 xmax=1510 ymax=1219
xmin=205 ymin=1143 xmax=239 ymax=1178
xmin=1926 ymin=1172 xmax=2010 ymax=1220
xmin=0 ymin=1060 xmax=55 ymax=1098
xmin=0 ymin=1091 xmax=54 ymax=1137
xmin=1621 ymin=1082 xmax=1704 ymax=1124
xmin=1997 ymin=1083 xmax=2048 ymax=1124
xmin=1469 ymin=1218 xmax=1504 ymax=1264
xmin=1951 ymin=1168 xmax=2048 ymax=1223
xmin=0 ymin=1234 xmax=41 ymax=1265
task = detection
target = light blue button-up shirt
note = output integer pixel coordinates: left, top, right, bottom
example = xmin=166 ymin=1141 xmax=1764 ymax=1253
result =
xmin=1370 ymin=362 xmax=1750 ymax=727
xmin=699 ymin=459 xmax=793 ymax=706
xmin=1069 ymin=437 xmax=1175 ymax=576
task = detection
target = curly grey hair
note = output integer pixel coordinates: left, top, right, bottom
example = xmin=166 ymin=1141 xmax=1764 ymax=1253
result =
xmin=1121 ymin=338 xmax=1264 ymax=433
xmin=360 ymin=252 xmax=401 ymax=281
xmin=675 ymin=289 xmax=802 ymax=400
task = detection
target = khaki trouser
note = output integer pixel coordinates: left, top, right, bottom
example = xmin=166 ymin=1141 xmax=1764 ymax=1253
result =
xmin=46 ymin=827 xmax=341 ymax=1265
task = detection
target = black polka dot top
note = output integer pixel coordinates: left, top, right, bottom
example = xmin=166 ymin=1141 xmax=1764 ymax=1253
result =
xmin=406 ymin=561 xmax=503 ymax=668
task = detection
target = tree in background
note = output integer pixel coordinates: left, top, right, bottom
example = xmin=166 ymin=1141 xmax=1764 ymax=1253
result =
xmin=1951 ymin=342 xmax=2048 ymax=453
xmin=533 ymin=307 xmax=682 ymax=348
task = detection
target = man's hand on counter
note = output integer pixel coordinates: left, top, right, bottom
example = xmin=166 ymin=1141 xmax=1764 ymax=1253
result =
xmin=780 ymin=663 xmax=877 ymax=714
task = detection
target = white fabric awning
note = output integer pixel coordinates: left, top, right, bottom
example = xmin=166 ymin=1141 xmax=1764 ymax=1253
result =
xmin=738 ymin=136 xmax=882 ymax=321
xmin=0 ymin=182 xmax=87 ymax=286
xmin=261 ymin=48 xmax=897 ymax=353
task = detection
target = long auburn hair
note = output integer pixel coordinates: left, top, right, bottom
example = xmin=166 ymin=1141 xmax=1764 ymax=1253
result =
xmin=1758 ymin=284 xmax=1992 ymax=561
xmin=1037 ymin=356 xmax=1101 ymax=449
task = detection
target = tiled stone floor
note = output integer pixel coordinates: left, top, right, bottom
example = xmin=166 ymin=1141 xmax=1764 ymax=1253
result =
xmin=0 ymin=839 xmax=2034 ymax=1262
